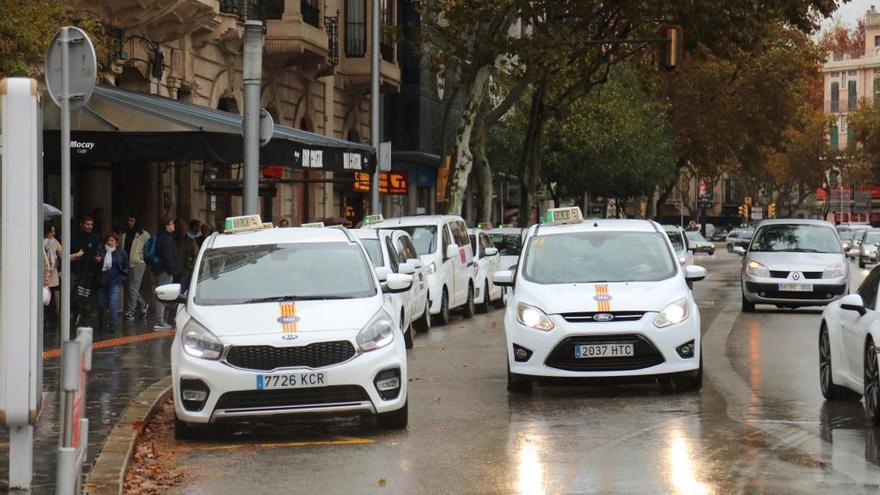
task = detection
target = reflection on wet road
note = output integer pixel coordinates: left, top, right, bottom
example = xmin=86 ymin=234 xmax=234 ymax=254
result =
xmin=157 ymin=253 xmax=880 ymax=492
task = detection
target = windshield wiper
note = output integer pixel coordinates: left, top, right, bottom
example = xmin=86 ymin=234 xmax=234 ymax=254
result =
xmin=243 ymin=295 xmax=353 ymax=303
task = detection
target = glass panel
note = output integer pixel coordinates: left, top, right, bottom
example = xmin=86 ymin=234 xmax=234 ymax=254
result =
xmin=345 ymin=0 xmax=366 ymax=57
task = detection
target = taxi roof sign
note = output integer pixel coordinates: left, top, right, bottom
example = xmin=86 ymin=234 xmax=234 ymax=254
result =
xmin=301 ymin=221 xmax=325 ymax=228
xmin=224 ymin=215 xmax=265 ymax=233
xmin=363 ymin=214 xmax=384 ymax=225
xmin=477 ymin=222 xmax=493 ymax=230
xmin=544 ymin=207 xmax=583 ymax=225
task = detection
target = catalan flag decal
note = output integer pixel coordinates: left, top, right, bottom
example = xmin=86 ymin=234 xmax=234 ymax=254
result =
xmin=593 ymin=284 xmax=612 ymax=312
xmin=277 ymin=302 xmax=299 ymax=332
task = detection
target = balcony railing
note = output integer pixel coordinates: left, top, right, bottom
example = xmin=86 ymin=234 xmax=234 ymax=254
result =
xmin=302 ymin=0 xmax=320 ymax=28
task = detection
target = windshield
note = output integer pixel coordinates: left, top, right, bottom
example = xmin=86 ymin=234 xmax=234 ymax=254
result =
xmin=399 ymin=226 xmax=436 ymax=255
xmin=523 ymin=231 xmax=677 ymax=284
xmin=194 ymin=243 xmax=377 ymax=305
xmin=489 ymin=234 xmax=522 ymax=256
xmin=750 ymin=224 xmax=841 ymax=253
xmin=686 ymin=231 xmax=707 ymax=243
xmin=865 ymin=232 xmax=880 ymax=245
xmin=839 ymin=231 xmax=855 ymax=241
xmin=664 ymin=229 xmax=685 ymax=251
xmin=361 ymin=238 xmax=383 ymax=267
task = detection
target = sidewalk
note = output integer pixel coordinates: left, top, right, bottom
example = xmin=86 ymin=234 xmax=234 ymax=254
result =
xmin=0 ymin=318 xmax=173 ymax=494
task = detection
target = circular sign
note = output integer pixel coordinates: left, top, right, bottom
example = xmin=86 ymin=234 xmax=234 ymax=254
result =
xmin=259 ymin=108 xmax=274 ymax=147
xmin=45 ymin=26 xmax=97 ymax=110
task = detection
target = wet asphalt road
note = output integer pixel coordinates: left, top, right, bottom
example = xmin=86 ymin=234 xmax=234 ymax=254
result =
xmin=159 ymin=251 xmax=880 ymax=494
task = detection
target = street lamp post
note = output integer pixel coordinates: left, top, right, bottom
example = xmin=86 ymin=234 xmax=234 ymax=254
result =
xmin=370 ymin=0 xmax=381 ymax=214
xmin=243 ymin=20 xmax=264 ymax=216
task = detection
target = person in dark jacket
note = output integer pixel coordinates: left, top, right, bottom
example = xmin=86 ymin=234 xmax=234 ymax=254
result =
xmin=153 ymin=218 xmax=177 ymax=329
xmin=94 ymin=233 xmax=128 ymax=333
xmin=70 ymin=216 xmax=100 ymax=328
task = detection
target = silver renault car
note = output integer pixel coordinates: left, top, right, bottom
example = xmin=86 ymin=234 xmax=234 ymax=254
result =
xmin=739 ymin=219 xmax=848 ymax=312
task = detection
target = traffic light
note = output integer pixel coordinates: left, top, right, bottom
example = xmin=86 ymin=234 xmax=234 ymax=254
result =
xmin=738 ymin=205 xmax=749 ymax=220
xmin=768 ymin=203 xmax=777 ymax=219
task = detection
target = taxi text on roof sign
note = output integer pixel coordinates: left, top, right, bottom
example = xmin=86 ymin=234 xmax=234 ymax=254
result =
xmin=363 ymin=214 xmax=384 ymax=225
xmin=224 ymin=215 xmax=267 ymax=233
xmin=544 ymin=207 xmax=583 ymax=225
xmin=301 ymin=221 xmax=325 ymax=228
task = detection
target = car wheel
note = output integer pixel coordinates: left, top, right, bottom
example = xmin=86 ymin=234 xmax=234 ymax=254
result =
xmin=741 ymin=291 xmax=755 ymax=313
xmin=436 ymin=289 xmax=450 ymax=326
xmin=376 ymin=401 xmax=408 ymax=430
xmin=673 ymin=353 xmax=703 ymax=392
xmin=820 ymin=324 xmax=860 ymax=401
xmin=507 ymin=364 xmax=532 ymax=394
xmin=860 ymin=257 xmax=866 ymax=269
xmin=414 ymin=299 xmax=431 ymax=333
xmin=866 ymin=339 xmax=880 ymax=425
xmin=727 ymin=244 xmax=733 ymax=253
xmin=708 ymin=249 xmax=715 ymax=256
xmin=479 ymin=280 xmax=491 ymax=314
xmin=174 ymin=417 xmax=201 ymax=440
xmin=402 ymin=313 xmax=413 ymax=349
xmin=462 ymin=283 xmax=475 ymax=319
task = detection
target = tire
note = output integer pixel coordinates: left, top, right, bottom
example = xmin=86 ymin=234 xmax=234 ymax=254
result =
xmin=436 ymin=289 xmax=450 ymax=326
xmin=708 ymin=249 xmax=715 ymax=256
xmin=727 ymin=244 xmax=733 ymax=253
xmin=402 ymin=315 xmax=413 ymax=349
xmin=741 ymin=291 xmax=755 ymax=313
xmin=673 ymin=353 xmax=703 ymax=392
xmin=820 ymin=324 xmax=861 ymax=401
xmin=860 ymin=257 xmax=866 ymax=269
xmin=462 ymin=283 xmax=475 ymax=319
xmin=414 ymin=299 xmax=431 ymax=333
xmin=866 ymin=339 xmax=880 ymax=424
xmin=507 ymin=364 xmax=533 ymax=394
xmin=478 ymin=280 xmax=491 ymax=314
xmin=376 ymin=401 xmax=408 ymax=429
xmin=493 ymin=292 xmax=507 ymax=309
xmin=174 ymin=417 xmax=201 ymax=440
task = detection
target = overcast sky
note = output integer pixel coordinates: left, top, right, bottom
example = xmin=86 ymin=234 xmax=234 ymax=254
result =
xmin=825 ymin=0 xmax=875 ymax=29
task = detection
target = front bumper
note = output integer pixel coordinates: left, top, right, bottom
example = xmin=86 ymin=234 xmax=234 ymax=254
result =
xmin=505 ymin=311 xmax=700 ymax=379
xmin=171 ymin=333 xmax=407 ymax=424
xmin=742 ymin=273 xmax=847 ymax=306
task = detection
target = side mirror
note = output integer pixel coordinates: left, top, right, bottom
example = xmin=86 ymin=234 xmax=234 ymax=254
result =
xmin=493 ymin=270 xmax=515 ymax=287
xmin=685 ymin=265 xmax=707 ymax=283
xmin=840 ymin=293 xmax=867 ymax=316
xmin=383 ymin=273 xmax=413 ymax=294
xmin=398 ymin=262 xmax=416 ymax=275
xmin=445 ymin=244 xmax=459 ymax=261
xmin=375 ymin=266 xmax=391 ymax=282
xmin=155 ymin=283 xmax=186 ymax=304
xmin=733 ymin=246 xmax=746 ymax=255
xmin=484 ymin=247 xmax=498 ymax=257
xmin=408 ymin=258 xmax=423 ymax=269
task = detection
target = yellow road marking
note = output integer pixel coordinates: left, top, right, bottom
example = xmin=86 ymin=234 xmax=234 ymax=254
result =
xmin=177 ymin=435 xmax=375 ymax=451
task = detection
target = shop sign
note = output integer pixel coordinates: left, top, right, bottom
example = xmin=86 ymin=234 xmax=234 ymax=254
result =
xmin=353 ymin=171 xmax=408 ymax=195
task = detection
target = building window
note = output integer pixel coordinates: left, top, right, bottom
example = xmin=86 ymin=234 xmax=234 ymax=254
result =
xmin=301 ymin=0 xmax=320 ymax=28
xmin=848 ymin=127 xmax=854 ymax=149
xmin=830 ymin=125 xmax=839 ymax=150
xmin=380 ymin=0 xmax=394 ymax=62
xmin=848 ymin=79 xmax=857 ymax=111
xmin=345 ymin=0 xmax=366 ymax=57
xmin=831 ymin=82 xmax=839 ymax=113
xmin=840 ymin=114 xmax=847 ymax=133
xmin=875 ymin=35 xmax=880 ymax=48
xmin=875 ymin=78 xmax=880 ymax=109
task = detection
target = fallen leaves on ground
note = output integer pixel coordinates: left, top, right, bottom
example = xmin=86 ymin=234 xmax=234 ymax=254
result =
xmin=123 ymin=396 xmax=185 ymax=495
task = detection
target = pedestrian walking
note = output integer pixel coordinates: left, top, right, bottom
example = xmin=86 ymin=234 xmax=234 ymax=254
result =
xmin=153 ymin=218 xmax=177 ymax=330
xmin=43 ymin=223 xmax=62 ymax=321
xmin=70 ymin=216 xmax=100 ymax=331
xmin=179 ymin=219 xmax=201 ymax=290
xmin=121 ymin=214 xmax=151 ymax=321
xmin=94 ymin=233 xmax=129 ymax=333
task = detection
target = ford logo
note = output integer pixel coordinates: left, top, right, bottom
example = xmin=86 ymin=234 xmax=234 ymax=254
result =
xmin=594 ymin=313 xmax=614 ymax=322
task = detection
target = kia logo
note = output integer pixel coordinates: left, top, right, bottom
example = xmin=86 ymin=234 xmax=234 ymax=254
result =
xmin=282 ymin=333 xmax=299 ymax=341
xmin=594 ymin=313 xmax=614 ymax=322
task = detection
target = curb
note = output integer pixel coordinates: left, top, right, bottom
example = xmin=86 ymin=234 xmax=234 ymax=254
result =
xmin=84 ymin=375 xmax=172 ymax=495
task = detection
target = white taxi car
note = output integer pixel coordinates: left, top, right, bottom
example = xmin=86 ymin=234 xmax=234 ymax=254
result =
xmin=370 ymin=215 xmax=476 ymax=325
xmin=494 ymin=208 xmax=707 ymax=393
xmin=156 ymin=216 xmax=412 ymax=438
xmin=468 ymin=228 xmax=503 ymax=313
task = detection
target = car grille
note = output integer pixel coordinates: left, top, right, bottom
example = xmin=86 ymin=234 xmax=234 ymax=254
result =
xmin=214 ymin=385 xmax=370 ymax=411
xmin=768 ymin=271 xmax=823 ymax=279
xmin=560 ymin=311 xmax=646 ymax=323
xmin=745 ymin=282 xmax=846 ymax=300
xmin=545 ymin=335 xmax=664 ymax=372
xmin=225 ymin=341 xmax=357 ymax=371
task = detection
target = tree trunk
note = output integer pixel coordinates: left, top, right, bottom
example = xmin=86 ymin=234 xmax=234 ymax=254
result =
xmin=443 ymin=66 xmax=491 ymax=215
xmin=518 ymin=83 xmax=548 ymax=227
xmin=653 ymin=157 xmax=688 ymax=221
xmin=471 ymin=116 xmax=494 ymax=226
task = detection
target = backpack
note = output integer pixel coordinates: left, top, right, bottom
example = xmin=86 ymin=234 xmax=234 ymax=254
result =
xmin=143 ymin=235 xmax=160 ymax=266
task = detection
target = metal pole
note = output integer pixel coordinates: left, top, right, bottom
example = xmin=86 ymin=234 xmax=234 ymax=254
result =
xmin=243 ymin=21 xmax=264 ymax=216
xmin=60 ymin=27 xmax=71 ymax=345
xmin=369 ymin=0 xmax=381 ymax=214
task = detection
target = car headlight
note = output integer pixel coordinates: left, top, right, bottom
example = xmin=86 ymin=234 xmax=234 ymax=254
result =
xmin=746 ymin=260 xmax=770 ymax=277
xmin=862 ymin=246 xmax=869 ymax=256
xmin=678 ymin=255 xmax=687 ymax=264
xmin=424 ymin=262 xmax=436 ymax=275
xmin=822 ymin=263 xmax=846 ymax=279
xmin=516 ymin=302 xmax=554 ymax=331
xmin=654 ymin=298 xmax=690 ymax=328
xmin=357 ymin=310 xmax=395 ymax=351
xmin=181 ymin=318 xmax=223 ymax=360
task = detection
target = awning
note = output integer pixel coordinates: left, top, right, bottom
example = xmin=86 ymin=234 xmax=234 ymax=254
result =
xmin=43 ymin=85 xmax=374 ymax=173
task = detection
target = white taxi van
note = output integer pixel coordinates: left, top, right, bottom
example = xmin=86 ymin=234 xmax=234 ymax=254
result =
xmin=369 ymin=215 xmax=476 ymax=325
xmin=494 ymin=208 xmax=707 ymax=393
xmin=156 ymin=216 xmax=412 ymax=438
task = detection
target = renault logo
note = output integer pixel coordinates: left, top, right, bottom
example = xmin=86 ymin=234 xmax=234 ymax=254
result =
xmin=594 ymin=313 xmax=614 ymax=322
xmin=793 ymin=273 xmax=800 ymax=280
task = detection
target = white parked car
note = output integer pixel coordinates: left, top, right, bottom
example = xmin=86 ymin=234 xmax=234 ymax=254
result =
xmin=468 ymin=228 xmax=504 ymax=313
xmin=495 ymin=208 xmax=707 ymax=394
xmin=486 ymin=227 xmax=525 ymax=271
xmin=662 ymin=224 xmax=692 ymax=266
xmin=819 ymin=264 xmax=880 ymax=423
xmin=352 ymin=228 xmax=428 ymax=348
xmin=370 ymin=215 xmax=477 ymax=325
xmin=158 ymin=217 xmax=411 ymax=438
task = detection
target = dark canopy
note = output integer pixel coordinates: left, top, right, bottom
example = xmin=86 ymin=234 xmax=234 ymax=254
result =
xmin=43 ymin=85 xmax=373 ymax=173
